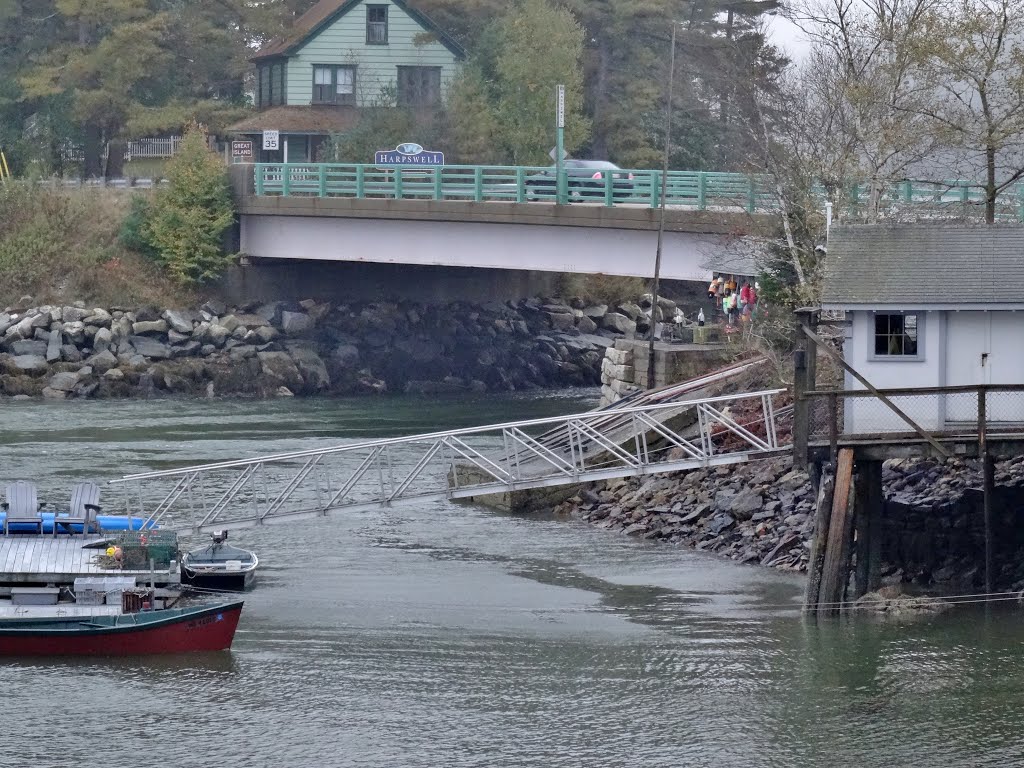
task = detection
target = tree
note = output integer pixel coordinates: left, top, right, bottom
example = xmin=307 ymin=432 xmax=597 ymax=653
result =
xmin=132 ymin=124 xmax=234 ymax=285
xmin=443 ymin=65 xmax=502 ymax=163
xmin=915 ymin=0 xmax=1024 ymax=222
xmin=492 ymin=0 xmax=589 ymax=164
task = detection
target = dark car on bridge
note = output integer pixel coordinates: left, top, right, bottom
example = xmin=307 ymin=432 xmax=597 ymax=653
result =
xmin=525 ymin=160 xmax=634 ymax=201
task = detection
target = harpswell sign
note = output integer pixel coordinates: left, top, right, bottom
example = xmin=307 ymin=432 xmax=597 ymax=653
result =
xmin=374 ymin=142 xmax=445 ymax=166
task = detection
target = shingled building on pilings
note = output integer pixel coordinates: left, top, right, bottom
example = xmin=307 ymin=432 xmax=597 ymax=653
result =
xmin=794 ymin=224 xmax=1024 ymax=614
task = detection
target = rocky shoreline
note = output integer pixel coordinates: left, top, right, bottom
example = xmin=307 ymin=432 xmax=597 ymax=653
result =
xmin=553 ymin=454 xmax=1024 ymax=594
xmin=0 ymin=295 xmax=678 ymax=399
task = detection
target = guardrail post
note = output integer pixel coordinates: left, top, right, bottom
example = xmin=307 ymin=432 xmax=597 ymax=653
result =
xmin=474 ymin=166 xmax=483 ymax=202
xmin=255 ymin=165 xmax=264 ymax=196
xmin=698 ymin=172 xmax=707 ymax=210
xmin=394 ymin=168 xmax=403 ymax=199
xmin=1017 ymin=183 xmax=1024 ymax=222
xmin=434 ymin=167 xmax=443 ymax=200
xmin=650 ymin=171 xmax=660 ymax=208
xmin=515 ymin=167 xmax=525 ymax=203
xmin=604 ymin=171 xmax=614 ymax=206
xmin=902 ymin=180 xmax=912 ymax=202
xmin=318 ymin=165 xmax=327 ymax=197
xmin=281 ymin=164 xmax=291 ymax=197
xmin=356 ymin=165 xmax=365 ymax=198
xmin=746 ymin=176 xmax=756 ymax=213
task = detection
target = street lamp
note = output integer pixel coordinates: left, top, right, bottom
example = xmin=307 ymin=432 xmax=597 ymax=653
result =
xmin=647 ymin=23 xmax=677 ymax=390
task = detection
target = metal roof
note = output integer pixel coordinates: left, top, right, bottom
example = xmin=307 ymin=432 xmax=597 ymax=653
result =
xmin=821 ymin=224 xmax=1024 ymax=307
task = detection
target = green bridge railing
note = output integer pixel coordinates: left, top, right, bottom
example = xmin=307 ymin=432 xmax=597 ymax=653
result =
xmin=253 ymin=163 xmax=774 ymax=212
xmin=252 ymin=163 xmax=1024 ymax=220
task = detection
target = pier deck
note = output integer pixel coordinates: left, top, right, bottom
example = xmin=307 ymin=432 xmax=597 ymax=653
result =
xmin=0 ymin=536 xmax=179 ymax=588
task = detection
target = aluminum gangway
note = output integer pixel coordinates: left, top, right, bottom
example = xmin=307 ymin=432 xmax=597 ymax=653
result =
xmin=109 ymin=388 xmax=789 ymax=534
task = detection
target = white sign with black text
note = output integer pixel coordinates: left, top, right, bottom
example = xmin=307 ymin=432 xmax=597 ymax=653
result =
xmin=262 ymin=130 xmax=280 ymax=151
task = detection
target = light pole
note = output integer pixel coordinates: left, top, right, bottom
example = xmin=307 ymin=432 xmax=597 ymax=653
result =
xmin=647 ymin=23 xmax=676 ymax=390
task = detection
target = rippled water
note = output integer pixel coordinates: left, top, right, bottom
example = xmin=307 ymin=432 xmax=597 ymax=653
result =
xmin=1 ymin=393 xmax=1023 ymax=767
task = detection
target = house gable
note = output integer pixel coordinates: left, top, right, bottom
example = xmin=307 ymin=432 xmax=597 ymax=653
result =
xmin=252 ymin=0 xmax=463 ymax=109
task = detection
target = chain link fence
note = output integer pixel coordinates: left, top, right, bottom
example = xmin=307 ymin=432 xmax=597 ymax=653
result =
xmin=806 ymin=386 xmax=1024 ymax=443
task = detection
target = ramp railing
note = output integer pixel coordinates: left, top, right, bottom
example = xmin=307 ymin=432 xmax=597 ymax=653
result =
xmin=110 ymin=388 xmax=787 ymax=533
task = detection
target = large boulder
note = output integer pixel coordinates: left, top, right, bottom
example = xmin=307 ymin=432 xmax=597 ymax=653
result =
xmin=83 ymin=308 xmax=112 ymax=326
xmin=257 ymin=350 xmax=304 ymax=391
xmin=87 ymin=349 xmax=118 ymax=373
xmin=331 ymin=343 xmax=360 ymax=368
xmin=45 ymin=329 xmax=61 ymax=362
xmin=10 ymin=339 xmax=47 ymax=357
xmin=61 ymin=306 xmax=89 ymax=323
xmin=132 ymin=319 xmax=168 ymax=335
xmin=546 ymin=312 xmax=575 ymax=332
xmin=129 ymin=335 xmax=172 ymax=359
xmin=287 ymin=343 xmax=331 ymax=391
xmin=62 ymin=321 xmax=86 ymax=345
xmin=47 ymin=371 xmax=81 ymax=392
xmin=162 ymin=309 xmax=197 ymax=334
xmin=602 ymin=312 xmax=637 ymax=335
xmin=11 ymin=354 xmax=47 ymax=372
xmin=280 ymin=311 xmax=313 ymax=334
xmin=5 ymin=316 xmax=36 ymax=341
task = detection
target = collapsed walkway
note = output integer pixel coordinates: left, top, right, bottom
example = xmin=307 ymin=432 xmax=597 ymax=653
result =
xmin=110 ymin=360 xmax=789 ymax=534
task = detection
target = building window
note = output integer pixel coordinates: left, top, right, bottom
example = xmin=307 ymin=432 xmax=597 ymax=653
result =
xmin=270 ymin=63 xmax=285 ymax=106
xmin=873 ymin=313 xmax=919 ymax=357
xmin=313 ymin=65 xmax=356 ymax=105
xmin=259 ymin=65 xmax=271 ymax=108
xmin=397 ymin=66 xmax=442 ymax=107
xmin=367 ymin=5 xmax=388 ymax=44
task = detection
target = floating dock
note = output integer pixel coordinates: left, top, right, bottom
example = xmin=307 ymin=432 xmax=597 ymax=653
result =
xmin=0 ymin=536 xmax=179 ymax=590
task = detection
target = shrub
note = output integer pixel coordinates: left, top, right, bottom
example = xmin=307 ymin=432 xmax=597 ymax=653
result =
xmin=127 ymin=124 xmax=235 ymax=285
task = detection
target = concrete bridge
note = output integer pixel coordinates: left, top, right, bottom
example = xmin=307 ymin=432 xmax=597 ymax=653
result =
xmin=229 ymin=164 xmax=775 ymax=285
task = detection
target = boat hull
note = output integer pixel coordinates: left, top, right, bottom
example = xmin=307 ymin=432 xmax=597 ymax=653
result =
xmin=0 ymin=602 xmax=243 ymax=656
xmin=181 ymin=567 xmax=256 ymax=592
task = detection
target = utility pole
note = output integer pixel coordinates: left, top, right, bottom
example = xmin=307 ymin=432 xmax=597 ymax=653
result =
xmin=647 ymin=24 xmax=676 ymax=390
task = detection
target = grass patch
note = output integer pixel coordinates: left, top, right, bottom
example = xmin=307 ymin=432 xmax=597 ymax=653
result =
xmin=0 ymin=183 xmax=198 ymax=308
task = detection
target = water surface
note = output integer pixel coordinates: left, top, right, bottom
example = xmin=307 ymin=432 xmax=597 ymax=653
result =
xmin=0 ymin=392 xmax=1022 ymax=767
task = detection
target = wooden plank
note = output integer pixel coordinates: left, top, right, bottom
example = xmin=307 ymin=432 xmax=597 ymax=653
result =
xmin=803 ymin=472 xmax=834 ymax=611
xmin=818 ymin=448 xmax=855 ymax=616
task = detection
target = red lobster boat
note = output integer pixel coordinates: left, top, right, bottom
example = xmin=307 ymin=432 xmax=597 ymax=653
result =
xmin=0 ymin=601 xmax=244 ymax=656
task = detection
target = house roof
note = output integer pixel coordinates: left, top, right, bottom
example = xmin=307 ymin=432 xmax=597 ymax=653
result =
xmin=821 ymin=224 xmax=1024 ymax=307
xmin=252 ymin=0 xmax=465 ymax=62
xmin=225 ymin=105 xmax=361 ymax=135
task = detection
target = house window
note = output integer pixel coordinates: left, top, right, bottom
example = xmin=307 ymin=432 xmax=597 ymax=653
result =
xmin=259 ymin=65 xmax=271 ymax=108
xmin=873 ymin=313 xmax=920 ymax=357
xmin=313 ymin=65 xmax=356 ymax=105
xmin=397 ymin=66 xmax=442 ymax=107
xmin=367 ymin=5 xmax=388 ymax=44
xmin=270 ymin=63 xmax=285 ymax=106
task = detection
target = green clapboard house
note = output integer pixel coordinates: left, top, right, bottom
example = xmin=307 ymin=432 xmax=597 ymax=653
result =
xmin=228 ymin=0 xmax=464 ymax=163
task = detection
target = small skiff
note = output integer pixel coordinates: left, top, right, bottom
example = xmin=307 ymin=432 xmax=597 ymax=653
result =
xmin=181 ymin=532 xmax=258 ymax=592
xmin=0 ymin=600 xmax=244 ymax=656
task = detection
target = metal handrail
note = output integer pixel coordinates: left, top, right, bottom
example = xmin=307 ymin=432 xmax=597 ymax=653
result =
xmin=110 ymin=388 xmax=789 ymax=533
xmin=112 ymin=388 xmax=786 ymax=483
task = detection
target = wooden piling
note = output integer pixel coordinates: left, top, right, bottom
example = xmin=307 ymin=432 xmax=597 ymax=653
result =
xmin=853 ymin=460 xmax=884 ymax=599
xmin=866 ymin=461 xmax=883 ymax=593
xmin=803 ymin=469 xmax=834 ymax=612
xmin=983 ymin=453 xmax=995 ymax=597
xmin=818 ymin=448 xmax=855 ymax=616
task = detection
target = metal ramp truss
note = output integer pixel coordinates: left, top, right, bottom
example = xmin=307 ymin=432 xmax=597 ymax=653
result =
xmin=110 ymin=389 xmax=787 ymax=533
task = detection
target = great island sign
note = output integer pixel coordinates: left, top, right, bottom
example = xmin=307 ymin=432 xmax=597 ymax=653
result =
xmin=374 ymin=142 xmax=445 ymax=166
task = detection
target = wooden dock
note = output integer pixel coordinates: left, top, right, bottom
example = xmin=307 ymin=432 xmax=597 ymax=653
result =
xmin=0 ymin=536 xmax=179 ymax=589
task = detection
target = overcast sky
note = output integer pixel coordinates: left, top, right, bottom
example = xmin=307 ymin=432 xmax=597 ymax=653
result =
xmin=766 ymin=13 xmax=814 ymax=62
